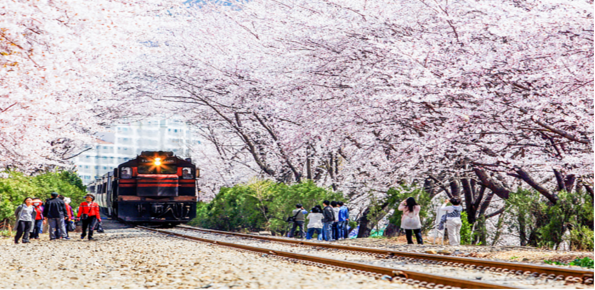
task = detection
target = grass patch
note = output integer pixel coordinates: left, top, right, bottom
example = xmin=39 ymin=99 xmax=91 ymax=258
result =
xmin=545 ymin=257 xmax=594 ymax=268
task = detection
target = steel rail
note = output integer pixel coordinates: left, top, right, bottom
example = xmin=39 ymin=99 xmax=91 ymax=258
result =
xmin=138 ymin=226 xmax=517 ymax=289
xmin=179 ymin=225 xmax=594 ymax=283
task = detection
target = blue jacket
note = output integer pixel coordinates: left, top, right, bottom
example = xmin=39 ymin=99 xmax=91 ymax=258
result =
xmin=338 ymin=206 xmax=349 ymax=221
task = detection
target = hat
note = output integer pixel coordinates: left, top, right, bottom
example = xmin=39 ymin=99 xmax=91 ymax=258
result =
xmin=51 ymin=192 xmax=59 ymax=197
xmin=296 ymin=204 xmax=302 ymax=208
xmin=85 ymin=194 xmax=95 ymax=201
xmin=64 ymin=197 xmax=71 ymax=204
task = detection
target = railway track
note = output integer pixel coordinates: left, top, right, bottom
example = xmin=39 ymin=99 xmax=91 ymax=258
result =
xmin=175 ymin=225 xmax=594 ymax=286
xmin=139 ymin=226 xmax=518 ymax=289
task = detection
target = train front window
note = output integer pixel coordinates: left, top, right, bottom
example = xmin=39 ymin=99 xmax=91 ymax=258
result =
xmin=182 ymin=167 xmax=193 ymax=179
xmin=138 ymin=165 xmax=177 ymax=174
xmin=121 ymin=167 xmax=132 ymax=179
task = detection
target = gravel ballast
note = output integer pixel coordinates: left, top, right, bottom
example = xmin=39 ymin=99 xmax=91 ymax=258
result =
xmin=0 ymin=228 xmax=410 ymax=289
xmin=170 ymin=227 xmax=592 ymax=289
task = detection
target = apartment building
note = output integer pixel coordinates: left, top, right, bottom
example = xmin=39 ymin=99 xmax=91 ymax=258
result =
xmin=74 ymin=119 xmax=200 ymax=184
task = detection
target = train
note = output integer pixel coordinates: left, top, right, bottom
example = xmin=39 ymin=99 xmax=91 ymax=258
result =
xmin=87 ymin=151 xmax=199 ymax=225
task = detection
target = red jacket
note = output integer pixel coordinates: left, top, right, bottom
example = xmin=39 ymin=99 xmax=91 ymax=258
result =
xmin=77 ymin=202 xmax=101 ymax=221
xmin=65 ymin=204 xmax=74 ymax=220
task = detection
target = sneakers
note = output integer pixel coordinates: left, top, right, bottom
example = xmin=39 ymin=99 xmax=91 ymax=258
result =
xmin=81 ymin=235 xmax=85 ymax=239
xmin=63 ymin=237 xmax=71 ymax=240
xmin=88 ymin=237 xmax=94 ymax=241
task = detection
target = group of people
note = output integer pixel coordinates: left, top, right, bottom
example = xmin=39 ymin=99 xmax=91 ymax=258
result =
xmin=14 ymin=192 xmax=102 ymax=244
xmin=288 ymin=200 xmax=349 ymax=241
xmin=398 ymin=196 xmax=463 ymax=245
xmin=287 ymin=196 xmax=464 ymax=246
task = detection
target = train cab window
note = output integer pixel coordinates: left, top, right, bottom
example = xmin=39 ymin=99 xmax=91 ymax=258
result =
xmin=121 ymin=167 xmax=132 ymax=179
xmin=182 ymin=168 xmax=193 ymax=179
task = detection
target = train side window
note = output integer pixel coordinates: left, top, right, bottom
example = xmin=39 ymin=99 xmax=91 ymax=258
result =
xmin=121 ymin=167 xmax=132 ymax=179
xmin=182 ymin=167 xmax=193 ymax=179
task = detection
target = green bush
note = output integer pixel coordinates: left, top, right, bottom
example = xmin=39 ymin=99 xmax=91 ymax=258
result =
xmin=0 ymin=170 xmax=87 ymax=226
xmin=506 ymin=188 xmax=594 ymax=250
xmin=191 ymin=179 xmax=345 ymax=235
xmin=460 ymin=211 xmax=473 ymax=245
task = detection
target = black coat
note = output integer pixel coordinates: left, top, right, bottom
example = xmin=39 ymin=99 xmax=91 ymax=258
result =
xmin=43 ymin=197 xmax=67 ymax=219
xmin=322 ymin=206 xmax=335 ymax=223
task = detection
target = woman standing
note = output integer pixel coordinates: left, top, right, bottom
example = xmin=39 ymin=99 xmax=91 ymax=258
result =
xmin=76 ymin=194 xmax=101 ymax=240
xmin=441 ymin=198 xmax=463 ymax=246
xmin=398 ymin=197 xmax=423 ymax=244
xmin=63 ymin=197 xmax=74 ymax=238
xmin=305 ymin=207 xmax=324 ymax=240
xmin=14 ymin=197 xmax=35 ymax=244
xmin=29 ymin=198 xmax=45 ymax=240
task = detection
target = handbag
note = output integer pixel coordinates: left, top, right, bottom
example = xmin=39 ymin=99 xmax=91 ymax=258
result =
xmin=437 ymin=214 xmax=447 ymax=230
xmin=94 ymin=221 xmax=104 ymax=233
xmin=67 ymin=220 xmax=76 ymax=231
xmin=286 ymin=210 xmax=300 ymax=223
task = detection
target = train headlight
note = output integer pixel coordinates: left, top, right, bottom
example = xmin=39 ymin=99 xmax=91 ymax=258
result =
xmin=154 ymin=158 xmax=162 ymax=166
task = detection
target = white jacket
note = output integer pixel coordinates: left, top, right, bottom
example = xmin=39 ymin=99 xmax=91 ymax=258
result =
xmin=307 ymin=213 xmax=323 ymax=229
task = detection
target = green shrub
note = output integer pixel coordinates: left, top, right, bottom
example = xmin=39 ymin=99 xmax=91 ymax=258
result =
xmin=0 ymin=170 xmax=86 ymax=225
xmin=544 ymin=257 xmax=594 ymax=269
xmin=569 ymin=257 xmax=594 ymax=269
xmin=506 ymin=188 xmax=594 ymax=250
xmin=190 ymin=179 xmax=344 ymax=235
xmin=460 ymin=211 xmax=473 ymax=245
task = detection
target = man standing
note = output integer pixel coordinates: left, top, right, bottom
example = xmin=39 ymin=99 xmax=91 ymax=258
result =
xmin=43 ymin=192 xmax=70 ymax=240
xmin=331 ymin=201 xmax=340 ymax=240
xmin=338 ymin=201 xmax=349 ymax=239
xmin=288 ymin=204 xmax=307 ymax=238
xmin=321 ymin=200 xmax=335 ymax=241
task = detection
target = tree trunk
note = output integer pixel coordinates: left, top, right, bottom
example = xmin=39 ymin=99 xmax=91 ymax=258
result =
xmin=473 ymin=168 xmax=510 ymax=199
xmin=512 ymin=167 xmax=558 ymax=204
xmin=383 ymin=223 xmax=399 ymax=238
xmin=461 ymin=178 xmax=476 ymax=224
xmin=450 ymin=180 xmax=461 ymax=199
xmin=585 ymin=184 xmax=594 ymax=199
xmin=518 ymin=212 xmax=527 ymax=246
xmin=357 ymin=206 xmax=373 ymax=238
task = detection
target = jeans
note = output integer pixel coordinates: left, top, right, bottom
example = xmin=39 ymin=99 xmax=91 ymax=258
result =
xmin=446 ymin=218 xmax=462 ymax=245
xmin=405 ymin=229 xmax=423 ymax=244
xmin=337 ymin=221 xmax=347 ymax=239
xmin=15 ymin=220 xmax=32 ymax=243
xmin=306 ymin=228 xmax=322 ymax=240
xmin=341 ymin=221 xmax=349 ymax=239
xmin=322 ymin=222 xmax=333 ymax=241
xmin=48 ymin=218 xmax=66 ymax=239
xmin=332 ymin=222 xmax=339 ymax=240
xmin=53 ymin=218 xmax=68 ymax=238
xmin=288 ymin=221 xmax=305 ymax=238
xmin=30 ymin=219 xmax=43 ymax=239
xmin=81 ymin=216 xmax=97 ymax=239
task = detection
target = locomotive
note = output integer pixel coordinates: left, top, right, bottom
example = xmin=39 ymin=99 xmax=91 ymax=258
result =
xmin=88 ymin=151 xmax=199 ymax=225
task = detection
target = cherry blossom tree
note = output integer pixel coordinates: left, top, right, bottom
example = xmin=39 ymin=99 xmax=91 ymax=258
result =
xmin=0 ymin=0 xmax=179 ymax=170
xmin=117 ymin=0 xmax=592 ymax=207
